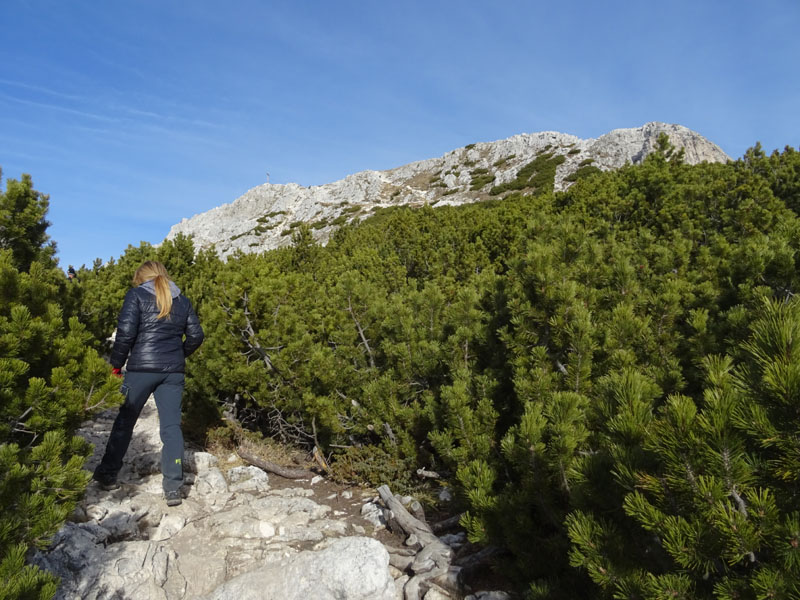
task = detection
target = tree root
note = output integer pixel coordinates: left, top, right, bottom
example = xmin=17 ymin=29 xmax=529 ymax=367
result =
xmin=378 ymin=484 xmax=456 ymax=600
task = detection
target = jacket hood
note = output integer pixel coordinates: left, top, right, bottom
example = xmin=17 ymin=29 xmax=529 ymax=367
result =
xmin=140 ymin=278 xmax=181 ymax=298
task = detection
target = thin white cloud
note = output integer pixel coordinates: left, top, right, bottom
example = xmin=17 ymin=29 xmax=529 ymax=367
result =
xmin=0 ymin=73 xmax=229 ymax=135
xmin=0 ymin=78 xmax=85 ymax=102
xmin=0 ymin=92 xmax=231 ymax=150
xmin=113 ymin=103 xmax=224 ymax=131
xmin=0 ymin=92 xmax=120 ymax=123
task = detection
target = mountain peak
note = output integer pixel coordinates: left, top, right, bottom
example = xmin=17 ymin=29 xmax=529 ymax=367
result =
xmin=167 ymin=123 xmax=729 ymax=259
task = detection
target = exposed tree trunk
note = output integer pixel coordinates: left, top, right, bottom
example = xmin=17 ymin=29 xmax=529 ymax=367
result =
xmin=378 ymin=485 xmax=455 ymax=600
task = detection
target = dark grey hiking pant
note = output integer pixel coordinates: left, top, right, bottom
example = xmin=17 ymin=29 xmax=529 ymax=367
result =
xmin=95 ymin=371 xmax=185 ymax=493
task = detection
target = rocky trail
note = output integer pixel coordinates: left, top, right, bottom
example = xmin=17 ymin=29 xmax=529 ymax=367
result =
xmin=33 ymin=400 xmax=510 ymax=600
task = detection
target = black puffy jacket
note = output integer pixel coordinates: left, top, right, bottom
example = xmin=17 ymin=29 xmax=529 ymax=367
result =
xmin=110 ymin=280 xmax=204 ymax=373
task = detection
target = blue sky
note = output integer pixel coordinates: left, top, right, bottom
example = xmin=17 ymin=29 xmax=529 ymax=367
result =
xmin=1 ymin=0 xmax=798 ymax=271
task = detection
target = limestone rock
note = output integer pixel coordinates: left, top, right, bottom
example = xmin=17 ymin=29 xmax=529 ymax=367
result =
xmin=193 ymin=466 xmax=229 ymax=494
xmin=33 ymin=390 xmax=511 ymax=599
xmin=165 ymin=122 xmax=729 ymax=260
xmin=197 ymin=536 xmax=396 ymax=600
xmin=361 ymin=498 xmax=388 ymax=530
xmin=184 ymin=451 xmax=218 ymax=474
xmin=423 ymin=587 xmax=452 ymax=600
xmin=32 ymin=400 xmax=403 ymax=600
xmin=228 ymin=465 xmax=270 ymax=492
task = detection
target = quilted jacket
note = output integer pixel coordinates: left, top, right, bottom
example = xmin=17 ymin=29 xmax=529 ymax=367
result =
xmin=109 ymin=279 xmax=204 ymax=373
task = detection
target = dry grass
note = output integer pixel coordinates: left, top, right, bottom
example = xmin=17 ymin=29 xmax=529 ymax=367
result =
xmin=237 ymin=435 xmax=309 ymax=467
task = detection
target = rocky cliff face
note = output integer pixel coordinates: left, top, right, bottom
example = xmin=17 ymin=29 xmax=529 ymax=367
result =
xmin=166 ymin=122 xmax=729 ymax=259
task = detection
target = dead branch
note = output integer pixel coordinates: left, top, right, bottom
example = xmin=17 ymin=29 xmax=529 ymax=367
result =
xmin=347 ymin=294 xmax=375 ymax=368
xmin=383 ymin=422 xmax=397 ymax=446
xmin=237 ymin=448 xmax=313 ymax=480
xmin=312 ymin=446 xmax=331 ymax=473
xmin=415 ymin=468 xmax=441 ymax=479
xmin=236 ymin=391 xmax=315 ymax=447
xmin=220 ymin=292 xmax=284 ymax=375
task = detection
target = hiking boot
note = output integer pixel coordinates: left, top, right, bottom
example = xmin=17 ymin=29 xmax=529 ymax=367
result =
xmin=165 ymin=490 xmax=182 ymax=507
xmin=92 ymin=474 xmax=119 ymax=491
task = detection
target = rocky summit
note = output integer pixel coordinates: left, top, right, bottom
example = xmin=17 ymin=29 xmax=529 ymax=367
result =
xmin=165 ymin=122 xmax=729 ymax=259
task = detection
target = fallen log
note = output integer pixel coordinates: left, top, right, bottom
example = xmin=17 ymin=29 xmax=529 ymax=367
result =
xmin=377 ymin=485 xmax=454 ymax=600
xmin=237 ymin=447 xmax=314 ymax=480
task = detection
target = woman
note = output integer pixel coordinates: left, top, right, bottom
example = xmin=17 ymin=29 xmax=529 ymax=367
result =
xmin=93 ymin=261 xmax=204 ymax=506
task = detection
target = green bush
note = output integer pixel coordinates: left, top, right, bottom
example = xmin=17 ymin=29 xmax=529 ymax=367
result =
xmin=70 ymin=137 xmax=800 ymax=598
xmin=470 ymin=168 xmax=496 ymax=191
xmin=490 ymin=152 xmax=565 ymax=196
xmin=330 ymin=444 xmax=418 ymax=493
xmin=1 ymin=171 xmax=124 ymax=600
xmin=257 ymin=211 xmax=286 ymax=223
xmin=493 ymin=154 xmax=516 ymax=167
xmin=564 ymin=165 xmax=602 ymax=182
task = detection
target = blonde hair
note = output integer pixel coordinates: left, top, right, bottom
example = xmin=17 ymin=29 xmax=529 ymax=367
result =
xmin=133 ymin=261 xmax=173 ymax=319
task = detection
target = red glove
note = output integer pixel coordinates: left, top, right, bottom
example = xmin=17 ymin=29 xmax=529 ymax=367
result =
xmin=111 ymin=367 xmax=123 ymax=378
